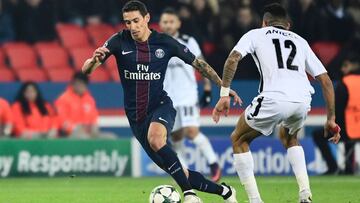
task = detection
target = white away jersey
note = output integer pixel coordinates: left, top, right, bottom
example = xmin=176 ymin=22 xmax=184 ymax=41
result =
xmin=164 ymin=34 xmax=202 ymax=106
xmin=233 ymin=26 xmax=327 ymax=103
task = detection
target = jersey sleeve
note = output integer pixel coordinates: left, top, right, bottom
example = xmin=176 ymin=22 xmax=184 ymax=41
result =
xmin=169 ymin=36 xmax=196 ymax=65
xmin=304 ymin=42 xmax=327 ymax=78
xmin=232 ymin=30 xmax=255 ymax=57
xmin=101 ymin=33 xmax=121 ymax=63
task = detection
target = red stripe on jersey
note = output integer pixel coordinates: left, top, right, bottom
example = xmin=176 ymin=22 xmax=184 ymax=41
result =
xmin=135 ymin=41 xmax=151 ymax=121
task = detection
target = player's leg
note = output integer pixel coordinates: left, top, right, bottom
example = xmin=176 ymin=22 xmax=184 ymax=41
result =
xmin=185 ymin=126 xmax=221 ymax=182
xmin=231 ymin=113 xmax=263 ymax=203
xmin=280 ymin=102 xmax=312 ymax=203
xmin=147 ymin=122 xmax=196 ymax=197
xmin=178 ymin=129 xmax=237 ymax=202
xmin=171 ymin=129 xmax=188 ymax=167
xmin=279 ymin=127 xmax=312 ymax=203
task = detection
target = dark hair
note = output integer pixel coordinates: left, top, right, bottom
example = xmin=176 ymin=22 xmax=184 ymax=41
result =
xmin=262 ymin=3 xmax=288 ymax=21
xmin=122 ymin=0 xmax=148 ymax=17
xmin=161 ymin=7 xmax=179 ymax=18
xmin=72 ymin=72 xmax=89 ymax=84
xmin=15 ymin=82 xmax=48 ymax=116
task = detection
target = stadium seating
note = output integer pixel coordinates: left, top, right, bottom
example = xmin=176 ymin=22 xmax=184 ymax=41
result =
xmin=36 ymin=45 xmax=69 ymax=69
xmin=86 ymin=24 xmax=115 ymax=47
xmin=69 ymin=47 xmax=94 ymax=70
xmin=46 ymin=67 xmax=75 ymax=82
xmin=0 ymin=21 xmax=344 ymax=83
xmin=0 ymin=49 xmax=6 ymax=67
xmin=56 ymin=24 xmax=90 ymax=49
xmin=105 ymin=56 xmax=117 ymax=70
xmin=109 ymin=68 xmax=120 ymax=82
xmin=149 ymin=23 xmax=161 ymax=32
xmin=311 ymin=42 xmax=341 ymax=66
xmin=0 ymin=68 xmax=16 ymax=82
xmin=115 ymin=23 xmax=126 ymax=32
xmin=3 ymin=43 xmax=37 ymax=69
xmin=34 ymin=41 xmax=60 ymax=50
xmin=15 ymin=68 xmax=48 ymax=82
xmin=89 ymin=67 xmax=111 ymax=82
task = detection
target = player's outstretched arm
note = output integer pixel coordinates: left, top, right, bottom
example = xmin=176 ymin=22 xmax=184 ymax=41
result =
xmin=82 ymin=47 xmax=110 ymax=75
xmin=222 ymin=50 xmax=242 ymax=88
xmin=212 ymin=50 xmax=243 ymax=123
xmin=316 ymin=73 xmax=341 ymax=144
xmin=192 ymin=58 xmax=222 ymax=87
xmin=191 ymin=58 xmax=241 ymax=103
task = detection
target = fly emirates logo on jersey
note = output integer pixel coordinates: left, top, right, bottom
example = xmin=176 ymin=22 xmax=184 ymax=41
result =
xmin=124 ymin=64 xmax=161 ymax=80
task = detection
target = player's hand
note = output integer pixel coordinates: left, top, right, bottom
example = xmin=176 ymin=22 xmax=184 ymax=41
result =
xmin=199 ymin=90 xmax=212 ymax=108
xmin=229 ymin=89 xmax=242 ymax=106
xmin=212 ymin=96 xmax=231 ymax=123
xmin=92 ymin=47 xmax=110 ymax=62
xmin=324 ymin=120 xmax=341 ymax=144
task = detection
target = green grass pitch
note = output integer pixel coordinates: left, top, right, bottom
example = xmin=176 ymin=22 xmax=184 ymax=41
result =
xmin=0 ymin=176 xmax=359 ymax=203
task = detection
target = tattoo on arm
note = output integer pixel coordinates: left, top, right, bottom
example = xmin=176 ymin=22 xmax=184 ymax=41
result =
xmin=222 ymin=51 xmax=242 ymax=87
xmin=192 ymin=58 xmax=222 ymax=87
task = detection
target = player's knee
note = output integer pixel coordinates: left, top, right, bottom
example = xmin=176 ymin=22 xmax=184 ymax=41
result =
xmin=231 ymin=130 xmax=241 ymax=145
xmin=148 ymin=132 xmax=166 ymax=151
xmin=281 ymin=136 xmax=299 ymax=149
xmin=185 ymin=127 xmax=199 ymax=140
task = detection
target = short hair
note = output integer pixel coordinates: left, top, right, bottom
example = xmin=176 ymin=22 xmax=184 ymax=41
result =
xmin=161 ymin=7 xmax=179 ymax=18
xmin=72 ymin=72 xmax=89 ymax=84
xmin=122 ymin=0 xmax=148 ymax=17
xmin=262 ymin=3 xmax=288 ymax=23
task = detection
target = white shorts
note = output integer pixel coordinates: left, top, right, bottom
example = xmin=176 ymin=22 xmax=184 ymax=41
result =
xmin=172 ymin=104 xmax=200 ymax=132
xmin=245 ymin=96 xmax=311 ymax=136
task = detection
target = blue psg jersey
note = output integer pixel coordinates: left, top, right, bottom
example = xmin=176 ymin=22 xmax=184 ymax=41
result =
xmin=102 ymin=30 xmax=196 ymax=122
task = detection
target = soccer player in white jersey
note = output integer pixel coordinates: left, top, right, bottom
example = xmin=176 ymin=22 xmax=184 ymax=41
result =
xmin=159 ymin=8 xmax=222 ymax=182
xmin=212 ymin=4 xmax=341 ymax=203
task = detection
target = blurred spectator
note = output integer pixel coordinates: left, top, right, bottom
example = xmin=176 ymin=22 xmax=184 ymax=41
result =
xmin=0 ymin=97 xmax=12 ymax=138
xmin=14 ymin=0 xmax=56 ymax=43
xmin=56 ymin=0 xmax=120 ymax=25
xmin=319 ymin=0 xmax=355 ymax=42
xmin=178 ymin=4 xmax=202 ymax=43
xmin=12 ymin=82 xmax=57 ymax=139
xmin=347 ymin=0 xmax=360 ymax=37
xmin=288 ymin=0 xmax=325 ymax=43
xmin=55 ymin=72 xmax=99 ymax=138
xmin=0 ymin=0 xmax=15 ymax=44
xmin=231 ymin=6 xmax=259 ymax=45
xmin=312 ymin=52 xmax=360 ymax=175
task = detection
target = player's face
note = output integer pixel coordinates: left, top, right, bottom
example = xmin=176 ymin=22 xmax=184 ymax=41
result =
xmin=159 ymin=13 xmax=181 ymax=36
xmin=72 ymin=80 xmax=87 ymax=96
xmin=123 ymin=11 xmax=150 ymax=41
xmin=24 ymin=85 xmax=38 ymax=102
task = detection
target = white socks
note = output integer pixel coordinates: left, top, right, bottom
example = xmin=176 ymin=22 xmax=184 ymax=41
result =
xmin=287 ymin=146 xmax=311 ymax=193
xmin=172 ymin=139 xmax=188 ymax=168
xmin=192 ymin=132 xmax=218 ymax=165
xmin=234 ymin=152 xmax=263 ymax=203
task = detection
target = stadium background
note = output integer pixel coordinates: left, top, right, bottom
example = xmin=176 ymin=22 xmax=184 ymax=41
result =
xmin=0 ymin=0 xmax=359 ymax=202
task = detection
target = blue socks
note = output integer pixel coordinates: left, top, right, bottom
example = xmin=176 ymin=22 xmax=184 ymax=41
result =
xmin=188 ymin=169 xmax=224 ymax=196
xmin=157 ymin=145 xmax=192 ymax=192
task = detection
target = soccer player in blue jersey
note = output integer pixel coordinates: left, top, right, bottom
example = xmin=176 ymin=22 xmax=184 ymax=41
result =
xmin=82 ymin=1 xmax=240 ymax=203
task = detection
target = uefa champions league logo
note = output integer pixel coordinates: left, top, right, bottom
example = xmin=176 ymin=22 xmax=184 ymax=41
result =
xmin=155 ymin=49 xmax=165 ymax=58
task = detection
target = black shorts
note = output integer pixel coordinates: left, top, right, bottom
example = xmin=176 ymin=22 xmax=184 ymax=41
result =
xmin=128 ymin=97 xmax=176 ymax=169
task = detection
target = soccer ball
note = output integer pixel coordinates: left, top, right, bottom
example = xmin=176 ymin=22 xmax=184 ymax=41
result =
xmin=149 ymin=185 xmax=181 ymax=203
